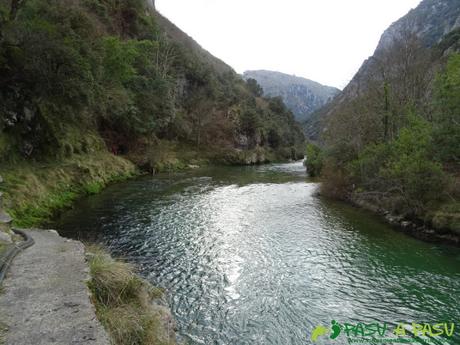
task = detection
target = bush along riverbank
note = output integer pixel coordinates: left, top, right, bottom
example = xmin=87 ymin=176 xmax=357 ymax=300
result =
xmin=309 ymin=177 xmax=460 ymax=246
xmin=306 ymin=53 xmax=460 ymax=245
xmin=304 ymin=33 xmax=460 ymax=246
xmin=307 ymin=140 xmax=460 ymax=246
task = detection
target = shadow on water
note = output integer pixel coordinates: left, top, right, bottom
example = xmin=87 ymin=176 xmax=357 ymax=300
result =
xmin=51 ymin=161 xmax=460 ymax=345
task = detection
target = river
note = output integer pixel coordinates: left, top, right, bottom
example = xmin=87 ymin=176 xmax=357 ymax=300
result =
xmin=52 ymin=161 xmax=460 ymax=345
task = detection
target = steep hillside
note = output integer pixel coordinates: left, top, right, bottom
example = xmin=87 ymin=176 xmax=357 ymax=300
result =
xmin=305 ymin=0 xmax=460 ymax=237
xmin=304 ymin=0 xmax=460 ymax=141
xmin=153 ymin=12 xmax=233 ymax=75
xmin=0 ymin=0 xmax=305 ymax=226
xmin=243 ymin=70 xmax=339 ymax=122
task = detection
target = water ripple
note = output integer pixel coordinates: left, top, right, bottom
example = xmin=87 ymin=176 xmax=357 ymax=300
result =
xmin=53 ymin=163 xmax=460 ymax=345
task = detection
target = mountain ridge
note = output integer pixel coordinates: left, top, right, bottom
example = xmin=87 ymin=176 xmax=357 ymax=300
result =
xmin=304 ymin=0 xmax=460 ymax=141
xmin=243 ymin=70 xmax=339 ymax=122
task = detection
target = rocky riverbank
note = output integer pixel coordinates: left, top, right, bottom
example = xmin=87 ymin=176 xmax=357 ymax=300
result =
xmin=349 ymin=193 xmax=460 ymax=246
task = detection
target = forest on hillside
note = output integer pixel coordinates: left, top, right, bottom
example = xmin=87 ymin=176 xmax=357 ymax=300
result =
xmin=0 ymin=0 xmax=304 ymax=170
xmin=306 ymin=30 xmax=460 ymax=233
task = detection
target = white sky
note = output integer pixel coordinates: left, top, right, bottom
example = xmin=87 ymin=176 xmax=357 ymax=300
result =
xmin=156 ymin=0 xmax=422 ymax=89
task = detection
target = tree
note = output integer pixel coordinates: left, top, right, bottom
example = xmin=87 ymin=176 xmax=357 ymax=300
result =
xmin=9 ymin=0 xmax=27 ymax=20
xmin=374 ymin=30 xmax=433 ymax=137
xmin=187 ymin=91 xmax=215 ymax=148
xmin=432 ymin=53 xmax=460 ymax=163
xmin=239 ymin=109 xmax=260 ymax=138
xmin=267 ymin=128 xmax=281 ymax=149
xmin=246 ymin=78 xmax=263 ymax=97
xmin=305 ymin=144 xmax=323 ymax=177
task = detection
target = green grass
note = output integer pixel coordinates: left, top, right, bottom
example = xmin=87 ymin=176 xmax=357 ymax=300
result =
xmin=0 ymin=152 xmax=137 ymax=228
xmin=86 ymin=246 xmax=175 ymax=345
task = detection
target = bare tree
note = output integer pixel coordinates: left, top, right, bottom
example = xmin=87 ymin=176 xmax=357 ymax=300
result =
xmin=373 ymin=24 xmax=433 ymax=138
xmin=154 ymin=33 xmax=177 ymax=79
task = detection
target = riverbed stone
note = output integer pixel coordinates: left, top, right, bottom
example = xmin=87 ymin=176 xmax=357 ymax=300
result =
xmin=401 ymin=221 xmax=412 ymax=228
xmin=0 ymin=231 xmax=12 ymax=243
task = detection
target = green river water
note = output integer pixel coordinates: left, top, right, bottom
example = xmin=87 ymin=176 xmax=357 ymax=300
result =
xmin=52 ymin=162 xmax=460 ymax=345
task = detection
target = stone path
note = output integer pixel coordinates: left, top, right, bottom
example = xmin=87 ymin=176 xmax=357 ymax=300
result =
xmin=0 ymin=229 xmax=110 ymax=345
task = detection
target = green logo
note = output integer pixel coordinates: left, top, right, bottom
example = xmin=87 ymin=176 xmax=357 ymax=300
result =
xmin=310 ymin=325 xmax=328 ymax=342
xmin=330 ymin=320 xmax=342 ymax=339
xmin=311 ymin=320 xmax=342 ymax=342
xmin=310 ymin=320 xmax=455 ymax=344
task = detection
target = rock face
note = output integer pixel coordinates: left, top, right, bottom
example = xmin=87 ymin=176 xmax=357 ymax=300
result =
xmin=305 ymin=0 xmax=460 ymax=140
xmin=377 ymin=0 xmax=460 ymax=51
xmin=243 ymin=70 xmax=339 ymax=122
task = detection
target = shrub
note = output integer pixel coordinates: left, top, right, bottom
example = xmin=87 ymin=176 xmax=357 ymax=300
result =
xmin=305 ymin=143 xmax=323 ymax=177
xmin=348 ymin=114 xmax=447 ymax=215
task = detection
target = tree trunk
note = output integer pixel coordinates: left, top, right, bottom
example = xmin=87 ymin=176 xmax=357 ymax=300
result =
xmin=9 ymin=0 xmax=24 ymax=21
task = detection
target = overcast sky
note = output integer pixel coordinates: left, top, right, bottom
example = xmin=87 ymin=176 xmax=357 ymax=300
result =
xmin=156 ymin=0 xmax=422 ymax=89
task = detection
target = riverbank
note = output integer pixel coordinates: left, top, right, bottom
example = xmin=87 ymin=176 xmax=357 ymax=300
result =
xmin=321 ymin=189 xmax=460 ymax=246
xmin=87 ymin=246 xmax=177 ymax=345
xmin=0 ymin=143 xmax=302 ymax=229
xmin=0 ymin=147 xmax=302 ymax=344
xmin=0 ymin=229 xmax=177 ymax=345
xmin=310 ymin=159 xmax=460 ymax=246
xmin=0 ymin=152 xmax=137 ymax=228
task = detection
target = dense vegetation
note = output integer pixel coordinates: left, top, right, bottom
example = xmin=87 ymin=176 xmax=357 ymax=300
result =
xmin=0 ymin=0 xmax=304 ymax=225
xmin=0 ymin=0 xmax=304 ymax=166
xmin=306 ymin=32 xmax=460 ymax=234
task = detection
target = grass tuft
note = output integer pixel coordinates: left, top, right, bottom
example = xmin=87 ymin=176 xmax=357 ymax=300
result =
xmin=86 ymin=246 xmax=174 ymax=345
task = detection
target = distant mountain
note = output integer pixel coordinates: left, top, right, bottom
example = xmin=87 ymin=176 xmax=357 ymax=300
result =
xmin=243 ymin=70 xmax=340 ymax=122
xmin=305 ymin=0 xmax=460 ymax=141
